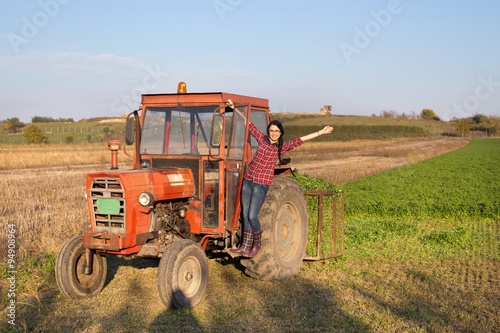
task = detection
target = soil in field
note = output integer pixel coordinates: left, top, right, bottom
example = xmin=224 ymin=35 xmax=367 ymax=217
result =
xmin=288 ymin=138 xmax=469 ymax=184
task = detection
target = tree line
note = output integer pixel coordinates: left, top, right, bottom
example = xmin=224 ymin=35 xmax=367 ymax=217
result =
xmin=1 ymin=116 xmax=74 ymax=134
xmin=31 ymin=116 xmax=75 ymax=123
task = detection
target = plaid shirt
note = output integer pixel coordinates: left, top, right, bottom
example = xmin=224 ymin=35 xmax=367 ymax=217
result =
xmin=244 ymin=123 xmax=303 ymax=185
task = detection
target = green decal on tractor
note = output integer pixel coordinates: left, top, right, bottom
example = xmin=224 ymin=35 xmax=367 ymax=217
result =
xmin=97 ymin=198 xmax=120 ymax=215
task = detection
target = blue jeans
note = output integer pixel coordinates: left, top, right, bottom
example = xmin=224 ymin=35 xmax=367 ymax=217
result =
xmin=241 ymin=179 xmax=269 ymax=232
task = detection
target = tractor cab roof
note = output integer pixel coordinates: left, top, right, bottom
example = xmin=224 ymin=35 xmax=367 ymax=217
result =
xmin=141 ymin=92 xmax=269 ymax=109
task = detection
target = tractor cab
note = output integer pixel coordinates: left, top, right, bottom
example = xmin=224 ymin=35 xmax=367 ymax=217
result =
xmin=123 ymin=85 xmax=272 ymax=245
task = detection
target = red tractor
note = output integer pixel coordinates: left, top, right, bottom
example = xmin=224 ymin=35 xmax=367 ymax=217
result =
xmin=55 ymin=83 xmax=335 ymax=309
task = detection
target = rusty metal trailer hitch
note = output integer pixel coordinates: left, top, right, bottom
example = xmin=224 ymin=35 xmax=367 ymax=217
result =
xmin=303 ymin=190 xmax=344 ymax=261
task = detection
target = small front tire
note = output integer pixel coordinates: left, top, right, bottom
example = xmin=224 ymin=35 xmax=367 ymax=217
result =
xmin=55 ymin=235 xmax=107 ymax=299
xmin=157 ymin=239 xmax=209 ymax=309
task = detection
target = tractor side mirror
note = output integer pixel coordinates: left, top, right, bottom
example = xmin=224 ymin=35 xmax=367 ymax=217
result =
xmin=125 ymin=117 xmax=135 ymax=145
xmin=210 ymin=115 xmax=224 ymax=147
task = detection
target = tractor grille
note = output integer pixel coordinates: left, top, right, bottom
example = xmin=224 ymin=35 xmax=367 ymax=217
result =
xmin=90 ymin=178 xmax=126 ymax=232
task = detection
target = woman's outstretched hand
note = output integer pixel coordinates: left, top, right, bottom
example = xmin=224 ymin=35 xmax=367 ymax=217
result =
xmin=319 ymin=126 xmax=334 ymax=135
xmin=300 ymin=125 xmax=334 ymax=142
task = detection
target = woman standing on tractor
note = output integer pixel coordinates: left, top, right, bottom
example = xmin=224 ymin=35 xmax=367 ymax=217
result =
xmin=229 ymin=102 xmax=333 ymax=258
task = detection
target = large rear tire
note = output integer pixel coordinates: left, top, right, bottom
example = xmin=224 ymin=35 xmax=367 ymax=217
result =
xmin=157 ymin=239 xmax=209 ymax=309
xmin=55 ymin=235 xmax=107 ymax=299
xmin=241 ymin=177 xmax=309 ymax=281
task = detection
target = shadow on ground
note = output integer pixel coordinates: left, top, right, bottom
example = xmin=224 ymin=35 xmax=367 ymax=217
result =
xmin=148 ymin=252 xmax=372 ymax=333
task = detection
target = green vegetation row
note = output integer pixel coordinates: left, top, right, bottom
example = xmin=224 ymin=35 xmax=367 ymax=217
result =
xmin=273 ymin=113 xmax=448 ymax=129
xmin=31 ymin=116 xmax=75 ymax=123
xmin=342 ymin=138 xmax=500 ymax=220
xmin=283 ymin=124 xmax=430 ymax=141
xmin=272 ymin=109 xmax=500 ymax=140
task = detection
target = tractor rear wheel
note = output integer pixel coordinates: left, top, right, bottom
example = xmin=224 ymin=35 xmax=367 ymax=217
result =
xmin=55 ymin=235 xmax=107 ymax=299
xmin=241 ymin=177 xmax=309 ymax=281
xmin=157 ymin=239 xmax=209 ymax=309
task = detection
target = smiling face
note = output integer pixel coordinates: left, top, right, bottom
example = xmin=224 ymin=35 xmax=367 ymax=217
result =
xmin=268 ymin=124 xmax=281 ymax=144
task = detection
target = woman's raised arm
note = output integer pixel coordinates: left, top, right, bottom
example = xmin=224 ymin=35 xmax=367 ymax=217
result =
xmin=300 ymin=126 xmax=334 ymax=142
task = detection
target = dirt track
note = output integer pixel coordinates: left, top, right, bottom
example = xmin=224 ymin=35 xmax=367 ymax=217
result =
xmin=288 ymin=138 xmax=470 ymax=184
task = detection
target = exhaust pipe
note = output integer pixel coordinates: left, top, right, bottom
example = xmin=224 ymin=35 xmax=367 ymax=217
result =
xmin=107 ymin=140 xmax=121 ymax=170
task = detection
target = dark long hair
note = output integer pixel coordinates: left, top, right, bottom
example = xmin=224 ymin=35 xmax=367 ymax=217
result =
xmin=267 ymin=120 xmax=284 ymax=165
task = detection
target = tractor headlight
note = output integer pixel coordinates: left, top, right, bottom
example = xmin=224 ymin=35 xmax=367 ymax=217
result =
xmin=139 ymin=192 xmax=154 ymax=207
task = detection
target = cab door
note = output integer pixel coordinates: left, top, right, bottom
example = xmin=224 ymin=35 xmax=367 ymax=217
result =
xmin=225 ymin=105 xmax=249 ymax=231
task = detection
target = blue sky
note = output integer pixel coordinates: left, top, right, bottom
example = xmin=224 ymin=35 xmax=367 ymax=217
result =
xmin=1 ymin=0 xmax=499 ymax=122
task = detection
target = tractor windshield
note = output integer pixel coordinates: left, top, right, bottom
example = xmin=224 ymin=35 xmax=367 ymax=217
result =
xmin=140 ymin=105 xmax=218 ymax=155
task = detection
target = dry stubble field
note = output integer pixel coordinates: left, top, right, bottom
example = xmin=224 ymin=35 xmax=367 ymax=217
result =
xmin=2 ymin=137 xmax=498 ymax=333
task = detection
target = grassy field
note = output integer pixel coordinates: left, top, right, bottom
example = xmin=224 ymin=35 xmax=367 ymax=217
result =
xmin=342 ymin=138 xmax=500 ymax=220
xmin=0 ymin=139 xmax=498 ymax=332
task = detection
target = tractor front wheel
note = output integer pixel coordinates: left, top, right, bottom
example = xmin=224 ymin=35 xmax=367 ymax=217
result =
xmin=241 ymin=177 xmax=309 ymax=281
xmin=157 ymin=239 xmax=209 ymax=309
xmin=55 ymin=235 xmax=107 ymax=299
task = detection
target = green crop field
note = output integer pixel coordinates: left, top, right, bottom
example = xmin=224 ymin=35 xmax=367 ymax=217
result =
xmin=297 ymin=138 xmax=499 ymax=254
xmin=291 ymin=138 xmax=499 ymax=332
xmin=342 ymin=138 xmax=500 ymax=220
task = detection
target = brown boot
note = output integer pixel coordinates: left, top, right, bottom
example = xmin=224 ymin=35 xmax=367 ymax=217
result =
xmin=244 ymin=230 xmax=263 ymax=257
xmin=230 ymin=230 xmax=253 ymax=255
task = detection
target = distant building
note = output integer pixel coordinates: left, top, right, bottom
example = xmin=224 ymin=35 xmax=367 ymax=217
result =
xmin=319 ymin=105 xmax=332 ymax=115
